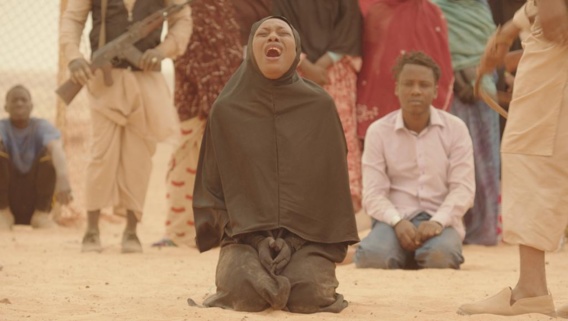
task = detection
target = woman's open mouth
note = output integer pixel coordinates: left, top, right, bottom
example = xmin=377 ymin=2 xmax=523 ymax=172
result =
xmin=265 ymin=45 xmax=282 ymax=59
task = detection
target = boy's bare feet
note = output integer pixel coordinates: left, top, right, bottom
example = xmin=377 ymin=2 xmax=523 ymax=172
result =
xmin=0 ymin=209 xmax=14 ymax=230
xmin=30 ymin=210 xmax=56 ymax=229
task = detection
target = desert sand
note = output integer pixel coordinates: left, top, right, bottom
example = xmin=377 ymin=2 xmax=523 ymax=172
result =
xmin=1 ymin=143 xmax=567 ymax=321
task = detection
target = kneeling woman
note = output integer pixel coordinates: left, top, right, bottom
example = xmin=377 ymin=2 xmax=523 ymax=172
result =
xmin=192 ymin=16 xmax=359 ymax=313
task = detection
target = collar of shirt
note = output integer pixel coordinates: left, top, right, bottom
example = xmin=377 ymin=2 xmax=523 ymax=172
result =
xmin=393 ymin=106 xmax=445 ymax=134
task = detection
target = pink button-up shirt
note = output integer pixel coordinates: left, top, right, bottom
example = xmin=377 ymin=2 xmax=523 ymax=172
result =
xmin=362 ymin=107 xmax=475 ymax=240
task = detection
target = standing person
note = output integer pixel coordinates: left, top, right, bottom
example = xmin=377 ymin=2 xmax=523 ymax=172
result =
xmin=59 ymin=0 xmax=192 ymax=253
xmin=273 ymin=0 xmax=364 ymax=211
xmin=354 ymin=51 xmax=474 ymax=270
xmin=356 ymin=0 xmax=454 ymax=140
xmin=191 ymin=17 xmax=359 ymax=313
xmin=459 ymin=0 xmax=568 ymax=317
xmin=232 ymin=0 xmax=273 ymax=47
xmin=431 ymin=0 xmax=501 ymax=246
xmin=152 ymin=0 xmax=243 ymax=248
xmin=0 ymin=85 xmax=73 ymax=230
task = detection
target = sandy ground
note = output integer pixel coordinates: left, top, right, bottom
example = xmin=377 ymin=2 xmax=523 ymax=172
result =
xmin=1 ymin=143 xmax=568 ymax=321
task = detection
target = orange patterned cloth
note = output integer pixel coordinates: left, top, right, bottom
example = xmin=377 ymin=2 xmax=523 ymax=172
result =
xmin=322 ymin=57 xmax=363 ymax=212
xmin=164 ymin=117 xmax=205 ymax=247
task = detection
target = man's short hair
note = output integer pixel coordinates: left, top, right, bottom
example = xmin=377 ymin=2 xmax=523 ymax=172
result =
xmin=392 ymin=51 xmax=441 ymax=83
xmin=5 ymin=84 xmax=31 ymax=102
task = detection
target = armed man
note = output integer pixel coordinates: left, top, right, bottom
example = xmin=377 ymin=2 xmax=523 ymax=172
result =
xmin=59 ymin=0 xmax=192 ymax=253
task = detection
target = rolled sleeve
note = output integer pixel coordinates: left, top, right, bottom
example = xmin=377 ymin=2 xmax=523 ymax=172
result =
xmin=155 ymin=0 xmax=193 ymax=59
xmin=59 ymin=0 xmax=92 ymax=62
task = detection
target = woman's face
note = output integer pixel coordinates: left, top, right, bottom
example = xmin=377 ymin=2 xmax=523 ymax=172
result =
xmin=252 ymin=18 xmax=297 ymax=79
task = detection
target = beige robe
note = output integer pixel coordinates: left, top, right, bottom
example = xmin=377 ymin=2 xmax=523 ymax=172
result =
xmin=59 ymin=0 xmax=193 ymax=219
xmin=501 ymin=2 xmax=568 ymax=251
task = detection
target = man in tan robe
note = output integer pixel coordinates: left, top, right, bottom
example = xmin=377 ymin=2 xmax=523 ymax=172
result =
xmin=458 ymin=0 xmax=568 ymax=317
xmin=59 ymin=0 xmax=192 ymax=253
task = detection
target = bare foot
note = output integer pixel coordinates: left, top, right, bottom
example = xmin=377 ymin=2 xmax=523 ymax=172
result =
xmin=30 ymin=211 xmax=56 ymax=229
xmin=122 ymin=232 xmax=143 ymax=254
xmin=81 ymin=230 xmax=102 ymax=253
xmin=0 ymin=209 xmax=14 ymax=231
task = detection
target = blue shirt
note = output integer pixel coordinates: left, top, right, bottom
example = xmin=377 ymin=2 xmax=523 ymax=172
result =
xmin=0 ymin=118 xmax=61 ymax=173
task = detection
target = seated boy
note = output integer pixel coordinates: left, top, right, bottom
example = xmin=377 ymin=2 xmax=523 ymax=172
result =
xmin=0 ymin=85 xmax=72 ymax=229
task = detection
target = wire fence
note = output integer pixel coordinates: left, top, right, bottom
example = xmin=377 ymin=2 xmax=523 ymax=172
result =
xmin=1 ymin=0 xmax=97 ymax=224
xmin=1 ymin=1 xmax=176 ymax=225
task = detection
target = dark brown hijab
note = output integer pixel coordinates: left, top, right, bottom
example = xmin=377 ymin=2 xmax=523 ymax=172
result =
xmin=272 ymin=0 xmax=362 ymax=63
xmin=193 ymin=16 xmax=359 ymax=252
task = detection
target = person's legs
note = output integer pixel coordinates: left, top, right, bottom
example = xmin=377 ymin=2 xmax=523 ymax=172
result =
xmin=354 ymin=218 xmax=412 ymax=269
xmin=409 ymin=213 xmax=464 ymax=269
xmin=511 ymin=245 xmax=548 ymax=301
xmin=9 ymin=167 xmax=36 ymax=226
xmin=414 ymin=227 xmax=464 ymax=269
xmin=154 ymin=117 xmax=205 ymax=248
xmin=203 ymin=243 xmax=290 ymax=312
xmin=122 ymin=210 xmax=142 ymax=253
xmin=283 ymin=242 xmax=348 ymax=313
xmin=457 ymin=244 xmax=555 ymax=317
xmin=82 ymin=210 xmax=102 ymax=252
xmin=0 ymin=147 xmax=14 ymax=230
xmin=30 ymin=152 xmax=56 ymax=228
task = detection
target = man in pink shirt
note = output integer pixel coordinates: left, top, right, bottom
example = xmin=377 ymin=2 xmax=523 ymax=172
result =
xmin=354 ymin=51 xmax=475 ymax=269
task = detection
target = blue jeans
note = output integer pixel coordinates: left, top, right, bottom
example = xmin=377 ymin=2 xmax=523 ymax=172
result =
xmin=354 ymin=212 xmax=464 ymax=269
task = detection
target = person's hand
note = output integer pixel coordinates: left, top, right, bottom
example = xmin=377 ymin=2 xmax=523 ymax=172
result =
xmin=55 ymin=175 xmax=73 ymax=205
xmin=300 ymin=61 xmax=329 ymax=86
xmin=314 ymin=53 xmax=333 ymax=70
xmin=394 ymin=220 xmax=420 ymax=251
xmin=68 ymin=58 xmax=93 ymax=85
xmin=257 ymin=236 xmax=276 ymax=272
xmin=416 ymin=220 xmax=443 ymax=243
xmin=271 ymin=238 xmax=292 ymax=274
xmin=453 ymin=70 xmax=476 ymax=104
xmin=478 ymin=26 xmax=513 ymax=77
xmin=139 ymin=48 xmax=164 ymax=71
xmin=56 ymin=190 xmax=73 ymax=205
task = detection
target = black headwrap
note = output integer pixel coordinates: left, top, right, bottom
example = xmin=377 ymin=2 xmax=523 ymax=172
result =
xmin=193 ymin=16 xmax=359 ymax=252
xmin=272 ymin=0 xmax=362 ymax=63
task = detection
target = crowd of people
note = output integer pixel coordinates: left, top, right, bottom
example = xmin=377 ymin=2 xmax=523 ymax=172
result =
xmin=0 ymin=0 xmax=567 ymax=317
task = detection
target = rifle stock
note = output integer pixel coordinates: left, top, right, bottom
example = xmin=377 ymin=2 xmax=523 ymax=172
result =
xmin=55 ymin=79 xmax=83 ymax=105
xmin=56 ymin=0 xmax=192 ymax=105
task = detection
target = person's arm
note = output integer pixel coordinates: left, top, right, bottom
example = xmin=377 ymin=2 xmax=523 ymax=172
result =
xmin=362 ymin=125 xmax=402 ymax=226
xmin=154 ymin=0 xmax=193 ymax=60
xmin=297 ymin=58 xmax=329 ymax=86
xmin=478 ymin=19 xmax=522 ymax=76
xmin=538 ymin=0 xmax=568 ymax=45
xmin=46 ymin=140 xmax=73 ymax=205
xmin=59 ymin=0 xmax=93 ymax=85
xmin=430 ymin=121 xmax=475 ymax=230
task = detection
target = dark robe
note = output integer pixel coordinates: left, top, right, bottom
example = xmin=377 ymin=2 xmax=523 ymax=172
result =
xmin=193 ymin=17 xmax=359 ymax=252
xmin=191 ymin=16 xmax=359 ymax=313
xmin=272 ymin=0 xmax=362 ymax=63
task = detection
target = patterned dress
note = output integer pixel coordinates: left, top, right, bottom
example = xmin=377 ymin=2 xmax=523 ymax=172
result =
xmin=161 ymin=0 xmax=243 ymax=247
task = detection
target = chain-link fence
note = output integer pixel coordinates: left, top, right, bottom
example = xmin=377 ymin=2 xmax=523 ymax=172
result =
xmin=1 ymin=1 xmax=175 ymax=225
xmin=0 ymin=1 xmax=91 ymax=223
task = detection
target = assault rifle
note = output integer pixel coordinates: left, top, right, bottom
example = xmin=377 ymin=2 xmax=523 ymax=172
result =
xmin=56 ymin=0 xmax=192 ymax=105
